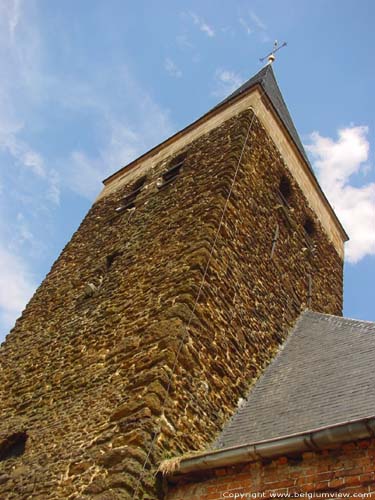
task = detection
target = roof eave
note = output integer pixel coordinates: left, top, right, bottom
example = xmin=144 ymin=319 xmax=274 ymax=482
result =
xmin=257 ymin=86 xmax=349 ymax=242
xmin=161 ymin=415 xmax=375 ymax=482
xmin=102 ymin=79 xmax=348 ymax=243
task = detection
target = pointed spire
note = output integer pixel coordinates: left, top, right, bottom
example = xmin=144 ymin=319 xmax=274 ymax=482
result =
xmin=213 ymin=62 xmax=310 ymax=173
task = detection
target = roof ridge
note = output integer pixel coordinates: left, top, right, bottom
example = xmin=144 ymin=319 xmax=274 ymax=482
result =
xmin=303 ymin=310 xmax=375 ymax=327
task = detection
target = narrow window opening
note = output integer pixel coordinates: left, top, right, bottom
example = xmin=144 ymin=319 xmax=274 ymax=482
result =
xmin=115 ymin=176 xmax=147 ymax=213
xmin=106 ymin=250 xmax=122 ymax=270
xmin=0 ymin=432 xmax=28 ymax=462
xmin=303 ymin=217 xmax=315 ymax=237
xmin=158 ymin=153 xmax=186 ymax=189
xmin=278 ymin=176 xmax=292 ymax=206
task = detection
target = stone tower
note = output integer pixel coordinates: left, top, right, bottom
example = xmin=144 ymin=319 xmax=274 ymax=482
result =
xmin=0 ymin=65 xmax=347 ymax=499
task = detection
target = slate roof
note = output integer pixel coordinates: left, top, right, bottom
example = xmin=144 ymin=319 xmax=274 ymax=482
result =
xmin=214 ymin=64 xmax=311 ymax=170
xmin=216 ymin=311 xmax=375 ymax=449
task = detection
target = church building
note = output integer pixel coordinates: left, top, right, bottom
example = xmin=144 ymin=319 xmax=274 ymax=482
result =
xmin=0 ymin=54 xmax=374 ymax=500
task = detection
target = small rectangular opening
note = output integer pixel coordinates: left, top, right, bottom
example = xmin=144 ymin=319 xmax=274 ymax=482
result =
xmin=158 ymin=154 xmax=186 ymax=189
xmin=278 ymin=176 xmax=292 ymax=208
xmin=163 ymin=160 xmax=184 ymax=181
xmin=115 ymin=176 xmax=147 ymax=213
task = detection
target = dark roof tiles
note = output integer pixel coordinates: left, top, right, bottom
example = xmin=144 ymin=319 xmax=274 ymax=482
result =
xmin=215 ymin=64 xmax=311 ymax=169
xmin=215 ymin=311 xmax=375 ymax=449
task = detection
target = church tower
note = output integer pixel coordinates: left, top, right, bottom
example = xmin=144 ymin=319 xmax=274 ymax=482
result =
xmin=0 ymin=64 xmax=347 ymax=499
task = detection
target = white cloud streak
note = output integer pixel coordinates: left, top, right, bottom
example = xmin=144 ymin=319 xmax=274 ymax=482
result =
xmin=305 ymin=126 xmax=375 ymax=263
xmin=212 ymin=69 xmax=244 ymax=99
xmin=239 ymin=17 xmax=253 ymax=35
xmin=0 ymin=0 xmax=21 ymax=40
xmin=238 ymin=10 xmax=270 ymax=42
xmin=0 ymin=1 xmax=174 ymax=338
xmin=0 ymin=246 xmax=36 ymax=335
xmin=189 ymin=12 xmax=215 ymax=37
xmin=164 ymin=57 xmax=182 ymax=78
xmin=65 ymin=72 xmax=173 ymax=199
xmin=0 ymin=127 xmax=46 ymax=177
xmin=250 ymin=11 xmax=267 ymax=30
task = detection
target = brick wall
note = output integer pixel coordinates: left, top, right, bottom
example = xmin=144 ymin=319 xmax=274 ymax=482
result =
xmin=166 ymin=439 xmax=375 ymax=499
xmin=0 ymin=109 xmax=343 ymax=499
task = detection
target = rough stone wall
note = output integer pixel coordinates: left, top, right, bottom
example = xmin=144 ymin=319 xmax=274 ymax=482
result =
xmin=166 ymin=438 xmax=375 ymax=499
xmin=0 ymin=109 xmax=343 ymax=499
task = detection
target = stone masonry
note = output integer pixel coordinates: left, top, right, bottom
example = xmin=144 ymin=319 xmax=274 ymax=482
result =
xmin=0 ymin=109 xmax=343 ymax=499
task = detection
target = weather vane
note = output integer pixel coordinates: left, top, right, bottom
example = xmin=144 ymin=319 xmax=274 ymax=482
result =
xmin=259 ymin=40 xmax=287 ymax=64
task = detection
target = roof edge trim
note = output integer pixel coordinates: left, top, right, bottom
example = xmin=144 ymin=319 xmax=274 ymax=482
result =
xmin=101 ymin=80 xmax=348 ymax=243
xmin=102 ymin=83 xmax=263 ymax=186
xmin=160 ymin=415 xmax=375 ymax=480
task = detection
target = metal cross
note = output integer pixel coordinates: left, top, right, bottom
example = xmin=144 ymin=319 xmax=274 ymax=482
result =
xmin=259 ymin=40 xmax=287 ymax=63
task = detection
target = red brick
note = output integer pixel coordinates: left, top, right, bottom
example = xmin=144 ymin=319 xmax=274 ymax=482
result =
xmin=342 ymin=442 xmax=358 ymax=452
xmin=317 ymin=470 xmax=334 ymax=480
xmin=360 ymin=473 xmax=375 ymax=484
xmin=215 ymin=468 xmax=229 ymax=476
xmin=344 ymin=475 xmax=363 ymax=487
xmin=359 ymin=440 xmax=371 ymax=449
xmin=329 ymin=478 xmax=345 ymax=488
xmin=168 ymin=439 xmax=375 ymax=500
xmin=314 ymin=480 xmax=330 ymax=491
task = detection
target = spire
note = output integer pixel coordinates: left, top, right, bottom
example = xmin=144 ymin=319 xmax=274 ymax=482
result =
xmin=213 ymin=62 xmax=311 ymax=173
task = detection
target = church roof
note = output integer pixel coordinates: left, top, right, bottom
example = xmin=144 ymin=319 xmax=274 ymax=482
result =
xmin=214 ymin=64 xmax=311 ymax=171
xmin=216 ymin=311 xmax=375 ymax=449
xmin=102 ymin=63 xmax=348 ymax=244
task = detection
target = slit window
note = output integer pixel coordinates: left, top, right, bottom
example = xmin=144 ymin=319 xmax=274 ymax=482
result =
xmin=158 ymin=154 xmax=186 ymax=188
xmin=303 ymin=217 xmax=315 ymax=238
xmin=106 ymin=250 xmax=122 ymax=270
xmin=0 ymin=432 xmax=28 ymax=462
xmin=115 ymin=176 xmax=147 ymax=213
xmin=278 ymin=176 xmax=292 ymax=206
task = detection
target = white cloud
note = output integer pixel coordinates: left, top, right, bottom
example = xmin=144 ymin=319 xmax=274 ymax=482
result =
xmin=0 ymin=1 xmax=175 ymax=339
xmin=164 ymin=57 xmax=182 ymax=78
xmin=0 ymin=0 xmax=58 ymax=202
xmin=305 ymin=126 xmax=375 ymax=263
xmin=0 ymin=127 xmax=46 ymax=177
xmin=250 ymin=11 xmax=267 ymax=30
xmin=212 ymin=69 xmax=244 ymax=99
xmin=176 ymin=34 xmax=193 ymax=49
xmin=238 ymin=10 xmax=270 ymax=43
xmin=66 ymin=101 xmax=172 ymax=199
xmin=0 ymin=245 xmax=36 ymax=335
xmin=239 ymin=17 xmax=253 ymax=35
xmin=0 ymin=0 xmax=21 ymax=40
xmin=189 ymin=12 xmax=215 ymax=37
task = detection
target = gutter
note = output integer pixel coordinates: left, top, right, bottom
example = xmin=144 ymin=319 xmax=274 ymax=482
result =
xmin=163 ymin=416 xmax=375 ymax=481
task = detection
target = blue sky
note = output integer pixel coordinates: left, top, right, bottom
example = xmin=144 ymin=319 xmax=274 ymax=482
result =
xmin=0 ymin=0 xmax=374 ymax=342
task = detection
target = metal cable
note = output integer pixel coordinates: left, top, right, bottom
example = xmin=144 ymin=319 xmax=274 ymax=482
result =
xmin=132 ymin=63 xmax=271 ymax=498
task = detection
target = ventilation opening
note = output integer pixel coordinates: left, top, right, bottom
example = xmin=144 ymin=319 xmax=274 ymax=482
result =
xmin=303 ymin=217 xmax=315 ymax=237
xmin=0 ymin=432 xmax=28 ymax=462
xmin=158 ymin=154 xmax=186 ymax=189
xmin=278 ymin=176 xmax=292 ymax=206
xmin=106 ymin=250 xmax=122 ymax=270
xmin=115 ymin=176 xmax=147 ymax=213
